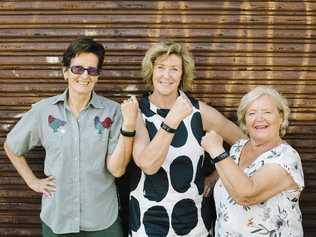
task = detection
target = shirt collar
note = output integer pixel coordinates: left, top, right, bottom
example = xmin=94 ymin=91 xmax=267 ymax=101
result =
xmin=51 ymin=89 xmax=105 ymax=109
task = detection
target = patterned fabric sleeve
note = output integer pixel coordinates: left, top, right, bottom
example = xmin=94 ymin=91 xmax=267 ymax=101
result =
xmin=229 ymin=139 xmax=247 ymax=163
xmin=264 ymin=144 xmax=305 ymax=191
xmin=5 ymin=104 xmax=41 ymax=156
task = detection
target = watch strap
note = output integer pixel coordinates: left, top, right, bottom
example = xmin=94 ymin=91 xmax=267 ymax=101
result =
xmin=211 ymin=150 xmax=229 ymax=164
xmin=161 ymin=122 xmax=177 ymax=133
xmin=120 ymin=128 xmax=136 ymax=137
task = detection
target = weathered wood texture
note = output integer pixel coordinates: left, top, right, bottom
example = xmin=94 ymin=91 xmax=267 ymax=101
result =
xmin=0 ymin=1 xmax=315 ymax=236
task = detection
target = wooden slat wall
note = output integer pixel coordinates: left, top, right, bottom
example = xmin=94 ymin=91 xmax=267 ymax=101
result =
xmin=0 ymin=1 xmax=315 ymax=236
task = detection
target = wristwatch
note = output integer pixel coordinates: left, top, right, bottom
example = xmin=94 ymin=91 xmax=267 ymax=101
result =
xmin=120 ymin=128 xmax=136 ymax=137
xmin=161 ymin=122 xmax=177 ymax=133
xmin=211 ymin=150 xmax=229 ymax=164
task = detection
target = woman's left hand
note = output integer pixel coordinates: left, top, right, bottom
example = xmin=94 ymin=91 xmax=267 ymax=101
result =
xmin=201 ymin=130 xmax=225 ymax=158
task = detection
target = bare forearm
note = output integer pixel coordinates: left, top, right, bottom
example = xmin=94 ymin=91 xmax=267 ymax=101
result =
xmin=136 ymin=128 xmax=175 ymax=174
xmin=107 ymin=135 xmax=134 ymax=177
xmin=215 ymin=158 xmax=254 ymax=201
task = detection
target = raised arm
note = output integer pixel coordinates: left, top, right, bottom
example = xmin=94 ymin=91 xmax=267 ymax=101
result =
xmin=133 ymin=96 xmax=192 ymax=175
xmin=201 ymin=131 xmax=298 ymax=205
xmin=200 ymin=101 xmax=244 ymax=145
xmin=106 ymin=96 xmax=139 ymax=177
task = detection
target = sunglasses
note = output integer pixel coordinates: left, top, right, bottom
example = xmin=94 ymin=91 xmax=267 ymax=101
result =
xmin=70 ymin=65 xmax=100 ymax=76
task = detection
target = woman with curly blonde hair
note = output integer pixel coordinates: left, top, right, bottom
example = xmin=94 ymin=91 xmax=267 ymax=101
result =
xmin=128 ymin=40 xmax=244 ymax=236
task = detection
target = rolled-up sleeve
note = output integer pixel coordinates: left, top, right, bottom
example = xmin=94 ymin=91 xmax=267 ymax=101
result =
xmin=5 ymin=105 xmax=41 ymax=156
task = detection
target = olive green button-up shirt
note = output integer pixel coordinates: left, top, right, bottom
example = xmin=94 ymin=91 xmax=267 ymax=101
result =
xmin=5 ymin=90 xmax=122 ymax=234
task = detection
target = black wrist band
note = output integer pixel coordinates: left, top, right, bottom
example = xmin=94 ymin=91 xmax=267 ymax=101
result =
xmin=161 ymin=122 xmax=177 ymax=133
xmin=120 ymin=128 xmax=136 ymax=137
xmin=211 ymin=151 xmax=229 ymax=165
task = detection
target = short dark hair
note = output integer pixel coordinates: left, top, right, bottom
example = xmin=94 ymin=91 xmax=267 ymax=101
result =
xmin=62 ymin=36 xmax=105 ymax=70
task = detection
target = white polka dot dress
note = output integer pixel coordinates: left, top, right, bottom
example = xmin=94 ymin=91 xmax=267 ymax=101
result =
xmin=129 ymin=93 xmax=212 ymax=237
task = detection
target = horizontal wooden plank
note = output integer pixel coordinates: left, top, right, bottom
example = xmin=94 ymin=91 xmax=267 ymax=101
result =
xmin=0 ymin=202 xmax=40 ymax=211
xmin=2 ymin=28 xmax=316 ymax=40
xmin=0 ymin=13 xmax=316 ymax=25
xmin=2 ymin=42 xmax=316 ymax=53
xmin=0 ymin=227 xmax=40 ymax=237
xmin=1 ymin=1 xmax=316 ymax=12
xmin=0 ymin=190 xmax=41 ymax=198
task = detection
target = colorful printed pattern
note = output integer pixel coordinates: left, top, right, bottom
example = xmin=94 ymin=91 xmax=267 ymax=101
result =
xmin=48 ymin=115 xmax=66 ymax=133
xmin=214 ymin=139 xmax=304 ymax=237
xmin=94 ymin=116 xmax=112 ymax=134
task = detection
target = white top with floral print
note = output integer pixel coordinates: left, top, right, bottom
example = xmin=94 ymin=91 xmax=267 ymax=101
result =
xmin=214 ymin=139 xmax=304 ymax=237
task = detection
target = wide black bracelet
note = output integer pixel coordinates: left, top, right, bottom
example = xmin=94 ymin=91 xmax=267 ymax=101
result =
xmin=161 ymin=122 xmax=177 ymax=133
xmin=120 ymin=128 xmax=136 ymax=137
xmin=211 ymin=150 xmax=229 ymax=165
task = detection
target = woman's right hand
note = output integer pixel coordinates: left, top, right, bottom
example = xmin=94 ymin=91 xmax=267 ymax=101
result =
xmin=165 ymin=95 xmax=193 ymax=128
xmin=201 ymin=131 xmax=225 ymax=158
xmin=27 ymin=176 xmax=56 ymax=198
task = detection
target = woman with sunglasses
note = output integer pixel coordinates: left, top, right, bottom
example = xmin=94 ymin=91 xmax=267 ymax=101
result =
xmin=4 ymin=37 xmax=138 ymax=236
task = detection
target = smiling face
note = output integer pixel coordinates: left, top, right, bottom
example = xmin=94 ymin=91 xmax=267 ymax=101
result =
xmin=152 ymin=54 xmax=183 ymax=98
xmin=245 ymin=95 xmax=283 ymax=144
xmin=63 ymin=52 xmax=99 ymax=97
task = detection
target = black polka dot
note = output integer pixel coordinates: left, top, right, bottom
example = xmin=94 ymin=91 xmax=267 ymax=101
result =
xmin=189 ymin=96 xmax=199 ymax=109
xmin=145 ymin=120 xmax=157 ymax=141
xmin=191 ymin=112 xmax=204 ymax=144
xmin=171 ymin=121 xmax=188 ymax=148
xmin=128 ymin=160 xmax=142 ymax=192
xmin=194 ymin=155 xmax=204 ymax=195
xmin=201 ymin=196 xmax=215 ymax=232
xmin=129 ymin=195 xmax=141 ymax=232
xmin=157 ymin=108 xmax=169 ymax=118
xmin=171 ymin=199 xmax=198 ymax=235
xmin=143 ymin=206 xmax=169 ymax=237
xmin=139 ymin=96 xmax=155 ymax=117
xmin=144 ymin=167 xmax=168 ymax=202
xmin=170 ymin=156 xmax=193 ymax=193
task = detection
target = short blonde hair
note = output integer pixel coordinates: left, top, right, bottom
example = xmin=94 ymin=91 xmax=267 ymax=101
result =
xmin=142 ymin=40 xmax=195 ymax=92
xmin=237 ymin=86 xmax=290 ymax=137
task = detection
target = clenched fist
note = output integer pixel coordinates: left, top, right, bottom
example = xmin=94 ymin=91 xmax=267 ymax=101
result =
xmin=165 ymin=95 xmax=193 ymax=128
xmin=121 ymin=95 xmax=139 ymax=131
xmin=201 ymin=130 xmax=225 ymax=158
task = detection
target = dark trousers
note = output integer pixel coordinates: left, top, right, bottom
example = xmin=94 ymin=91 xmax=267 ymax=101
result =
xmin=42 ymin=218 xmax=124 ymax=237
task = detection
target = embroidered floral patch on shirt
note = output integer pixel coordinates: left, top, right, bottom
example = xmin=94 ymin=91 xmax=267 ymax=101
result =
xmin=94 ymin=116 xmax=112 ymax=134
xmin=48 ymin=115 xmax=66 ymax=133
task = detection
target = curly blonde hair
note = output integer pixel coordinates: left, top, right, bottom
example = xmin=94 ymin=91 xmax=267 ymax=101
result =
xmin=142 ymin=40 xmax=195 ymax=92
